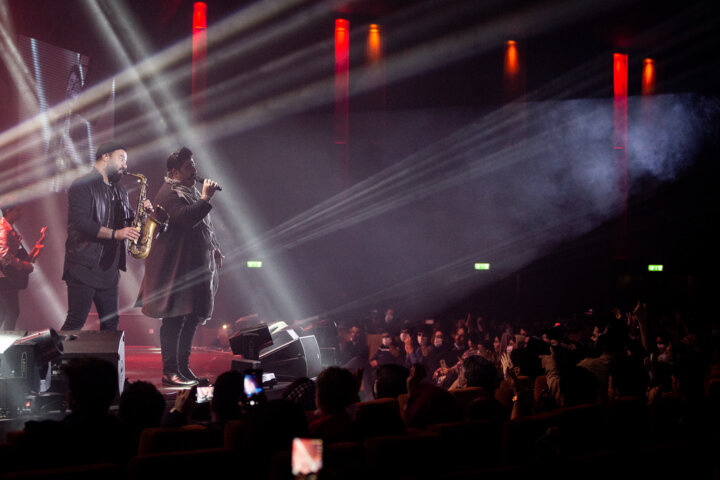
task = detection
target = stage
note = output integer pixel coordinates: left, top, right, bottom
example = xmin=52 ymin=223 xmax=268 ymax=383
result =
xmin=125 ymin=345 xmax=237 ymax=394
xmin=0 ymin=345 xmax=291 ymax=442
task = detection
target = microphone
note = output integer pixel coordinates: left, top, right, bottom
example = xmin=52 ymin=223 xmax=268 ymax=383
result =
xmin=195 ymin=176 xmax=222 ymax=191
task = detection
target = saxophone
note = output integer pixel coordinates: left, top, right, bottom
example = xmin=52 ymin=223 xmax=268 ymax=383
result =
xmin=124 ymin=172 xmax=168 ymax=260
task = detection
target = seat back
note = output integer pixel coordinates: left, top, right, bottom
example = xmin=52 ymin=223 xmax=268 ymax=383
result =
xmin=137 ymin=425 xmax=223 ymax=455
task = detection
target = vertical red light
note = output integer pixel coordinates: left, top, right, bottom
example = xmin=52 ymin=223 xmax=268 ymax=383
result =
xmin=642 ymin=58 xmax=655 ymax=95
xmin=192 ymin=2 xmax=207 ymax=125
xmin=367 ymin=24 xmax=382 ymax=64
xmin=335 ymin=19 xmax=350 ymax=181
xmin=366 ymin=24 xmax=386 ymax=109
xmin=504 ymin=40 xmax=519 ymax=76
xmin=503 ymin=40 xmax=524 ymax=102
xmin=613 ymin=53 xmax=628 ymax=259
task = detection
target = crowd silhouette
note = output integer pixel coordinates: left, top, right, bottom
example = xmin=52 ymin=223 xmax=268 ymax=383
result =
xmin=1 ymin=300 xmax=718 ymax=479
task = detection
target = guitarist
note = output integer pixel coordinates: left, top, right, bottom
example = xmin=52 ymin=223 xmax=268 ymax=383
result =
xmin=0 ymin=201 xmax=38 ymax=330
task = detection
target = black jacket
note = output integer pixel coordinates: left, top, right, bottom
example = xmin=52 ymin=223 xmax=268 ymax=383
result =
xmin=63 ymin=169 xmax=133 ymax=272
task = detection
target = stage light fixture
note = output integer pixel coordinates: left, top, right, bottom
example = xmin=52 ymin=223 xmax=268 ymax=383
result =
xmin=0 ymin=329 xmax=63 ymax=413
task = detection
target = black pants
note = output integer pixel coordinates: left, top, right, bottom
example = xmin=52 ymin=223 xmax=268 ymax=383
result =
xmin=160 ymin=314 xmax=201 ymax=375
xmin=0 ymin=288 xmax=20 ymax=330
xmin=61 ymin=277 xmax=119 ymax=331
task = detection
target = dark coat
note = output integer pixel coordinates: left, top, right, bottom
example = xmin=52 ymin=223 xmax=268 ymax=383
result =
xmin=64 ymin=168 xmax=132 ymax=272
xmin=136 ymin=182 xmax=218 ymax=319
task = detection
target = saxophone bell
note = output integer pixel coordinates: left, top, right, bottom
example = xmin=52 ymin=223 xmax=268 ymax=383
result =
xmin=124 ymin=171 xmax=169 ymax=260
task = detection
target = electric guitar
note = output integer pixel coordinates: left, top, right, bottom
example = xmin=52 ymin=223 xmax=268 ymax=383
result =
xmin=2 ymin=226 xmax=47 ymax=289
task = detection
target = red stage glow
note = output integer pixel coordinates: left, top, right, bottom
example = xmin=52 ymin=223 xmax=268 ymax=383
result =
xmin=642 ymin=58 xmax=655 ymax=95
xmin=503 ymin=40 xmax=525 ymax=101
xmin=193 ymin=2 xmax=207 ymax=31
xmin=613 ymin=53 xmax=628 ymax=259
xmin=613 ymin=53 xmax=628 ymax=99
xmin=504 ymin=40 xmax=519 ymax=76
xmin=192 ymin=2 xmax=207 ymax=124
xmin=367 ymin=24 xmax=382 ymax=64
xmin=335 ymin=19 xmax=350 ymax=117
xmin=335 ymin=19 xmax=350 ymax=181
xmin=334 ymin=19 xmax=350 ymax=149
xmin=613 ymin=53 xmax=628 ymax=150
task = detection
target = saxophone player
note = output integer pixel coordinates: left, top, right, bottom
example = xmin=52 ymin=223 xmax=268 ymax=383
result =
xmin=61 ymin=141 xmax=153 ymax=331
xmin=136 ymin=147 xmax=222 ymax=387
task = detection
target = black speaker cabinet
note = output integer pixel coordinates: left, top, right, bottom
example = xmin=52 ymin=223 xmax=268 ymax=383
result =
xmin=259 ymin=335 xmax=322 ymax=381
xmin=230 ymin=358 xmax=261 ymax=373
xmin=52 ymin=330 xmax=126 ymax=395
xmin=229 ymin=324 xmax=272 ymax=360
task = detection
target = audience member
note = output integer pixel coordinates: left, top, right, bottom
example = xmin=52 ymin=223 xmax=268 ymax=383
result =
xmin=118 ymin=380 xmax=165 ymax=449
xmin=374 ymin=363 xmax=410 ymax=399
xmin=407 ymin=329 xmax=435 ymax=377
xmin=369 ymin=332 xmax=404 ymax=368
xmin=308 ymin=367 xmax=360 ymax=443
xmin=282 ymin=376 xmax=317 ymax=411
xmin=340 ymin=324 xmax=369 ymax=369
xmin=19 ymin=357 xmax=133 ymax=468
xmin=404 ymin=364 xmax=462 ymax=429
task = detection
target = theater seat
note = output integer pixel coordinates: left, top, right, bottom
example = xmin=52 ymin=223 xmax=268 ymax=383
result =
xmin=364 ymin=432 xmax=441 ymax=480
xmin=128 ymin=448 xmax=235 ymax=480
xmin=137 ymin=425 xmax=223 ymax=455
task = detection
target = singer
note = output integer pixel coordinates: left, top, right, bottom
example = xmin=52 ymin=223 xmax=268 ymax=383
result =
xmin=136 ymin=146 xmax=223 ymax=387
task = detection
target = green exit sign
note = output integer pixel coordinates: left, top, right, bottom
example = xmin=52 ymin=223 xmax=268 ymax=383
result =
xmin=247 ymin=261 xmax=263 ymax=268
xmin=474 ymin=263 xmax=490 ymax=270
xmin=648 ymin=264 xmax=663 ymax=272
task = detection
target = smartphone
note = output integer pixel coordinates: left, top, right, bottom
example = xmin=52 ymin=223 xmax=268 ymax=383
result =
xmin=196 ymin=385 xmax=214 ymax=404
xmin=292 ymin=438 xmax=323 ymax=478
xmin=243 ymin=369 xmax=264 ymax=406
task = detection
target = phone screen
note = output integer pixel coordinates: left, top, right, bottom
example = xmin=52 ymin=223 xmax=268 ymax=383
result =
xmin=291 ymin=438 xmax=323 ymax=477
xmin=244 ymin=369 xmax=263 ymax=406
xmin=196 ymin=386 xmax=214 ymax=404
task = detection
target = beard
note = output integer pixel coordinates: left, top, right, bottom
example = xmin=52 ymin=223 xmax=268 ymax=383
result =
xmin=106 ymin=166 xmax=124 ymax=184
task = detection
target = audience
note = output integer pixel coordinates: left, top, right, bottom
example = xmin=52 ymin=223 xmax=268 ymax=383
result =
xmin=16 ymin=357 xmax=133 ymax=469
xmin=2 ymin=299 xmax=717 ymax=478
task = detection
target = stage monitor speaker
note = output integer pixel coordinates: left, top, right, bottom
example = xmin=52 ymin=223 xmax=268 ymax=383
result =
xmin=230 ymin=357 xmax=261 ymax=374
xmin=264 ymin=322 xmax=304 ymax=351
xmin=52 ymin=330 xmax=125 ymax=395
xmin=259 ymin=335 xmax=322 ymax=381
xmin=229 ymin=324 xmax=272 ymax=360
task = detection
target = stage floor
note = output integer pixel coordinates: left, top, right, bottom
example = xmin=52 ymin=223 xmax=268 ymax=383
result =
xmin=124 ymin=345 xmax=238 ymax=395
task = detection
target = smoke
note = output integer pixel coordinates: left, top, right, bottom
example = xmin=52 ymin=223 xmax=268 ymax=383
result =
xmin=271 ymin=93 xmax=718 ymax=318
xmin=628 ymin=94 xmax=720 ymax=182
